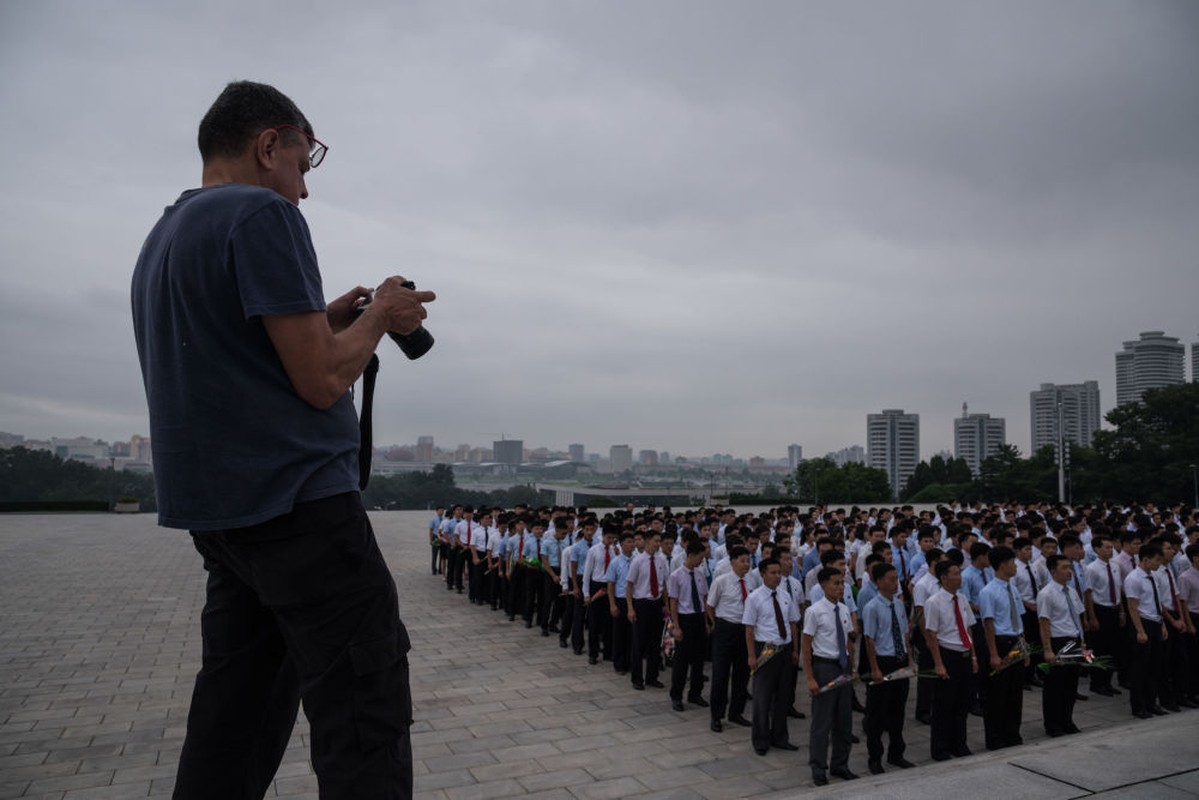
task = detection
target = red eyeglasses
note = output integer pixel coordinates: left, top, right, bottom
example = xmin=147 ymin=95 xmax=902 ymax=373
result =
xmin=274 ymin=123 xmax=328 ymax=168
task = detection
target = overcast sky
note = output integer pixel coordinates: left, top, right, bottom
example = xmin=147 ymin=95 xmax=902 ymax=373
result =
xmin=1 ymin=1 xmax=1197 ymax=462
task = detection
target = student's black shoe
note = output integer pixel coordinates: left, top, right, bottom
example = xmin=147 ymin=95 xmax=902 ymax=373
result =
xmin=915 ymin=713 xmax=932 ymax=725
xmin=573 ymin=648 xmax=584 ymax=656
xmin=932 ymin=752 xmax=952 ymax=761
xmin=710 ymin=720 xmax=723 ymax=732
xmin=1074 ymin=692 xmax=1089 ymax=701
xmin=728 ymin=714 xmax=751 ymax=727
xmin=756 ymin=746 xmax=770 ymax=757
xmin=788 ymin=707 xmax=806 ymax=719
xmin=952 ymin=747 xmax=972 ymax=757
xmin=772 ymin=741 xmax=799 ymax=751
xmin=868 ymin=760 xmax=884 ymax=775
xmin=672 ymin=700 xmax=685 ymax=712
xmin=1063 ymin=724 xmax=1081 ymax=734
xmin=1161 ymin=704 xmax=1181 ymax=713
xmin=588 ymin=656 xmax=598 ymax=665
xmin=646 ymin=679 xmax=665 ymax=688
xmin=559 ymin=639 xmax=568 ymax=648
xmin=851 ymin=696 xmax=866 ymax=713
xmin=830 ymin=768 xmax=859 ymax=780
xmin=848 ymin=733 xmax=860 ymax=744
xmin=1091 ymin=687 xmax=1117 ymax=697
xmin=631 ymin=681 xmax=644 ymax=691
xmin=688 ymin=696 xmax=709 ymax=708
xmin=886 ymin=757 xmax=916 ymax=769
xmin=812 ymin=773 xmax=828 ymax=785
xmin=1133 ymin=710 xmax=1153 ymax=719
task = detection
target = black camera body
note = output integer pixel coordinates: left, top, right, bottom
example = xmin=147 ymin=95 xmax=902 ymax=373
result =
xmin=358 ymin=280 xmax=434 ymax=360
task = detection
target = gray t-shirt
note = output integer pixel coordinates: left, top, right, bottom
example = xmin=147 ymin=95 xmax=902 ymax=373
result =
xmin=132 ymin=183 xmax=358 ymax=530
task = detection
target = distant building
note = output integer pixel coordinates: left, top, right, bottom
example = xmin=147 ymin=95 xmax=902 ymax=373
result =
xmin=787 ymin=444 xmax=803 ymax=470
xmin=953 ymin=403 xmax=1006 ymax=476
xmin=867 ymin=410 xmax=920 ymax=499
xmin=1029 ymin=381 xmax=1101 ymax=452
xmin=415 ymin=435 xmax=434 ymax=463
xmin=638 ymin=449 xmax=658 ymax=466
xmin=610 ymin=444 xmax=633 ymax=473
xmin=825 ymin=445 xmax=865 ymax=467
xmin=1192 ymin=336 xmax=1199 ymax=383
xmin=568 ymin=443 xmax=585 ymax=463
xmin=493 ymin=439 xmax=524 ymax=465
xmin=1115 ymin=331 xmax=1185 ymax=405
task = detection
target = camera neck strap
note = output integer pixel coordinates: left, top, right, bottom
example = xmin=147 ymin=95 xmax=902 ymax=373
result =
xmin=358 ymin=353 xmax=380 ymax=491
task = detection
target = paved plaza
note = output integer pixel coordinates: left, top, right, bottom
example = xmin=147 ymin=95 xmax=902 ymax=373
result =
xmin=1 ymin=510 xmax=1197 ymax=799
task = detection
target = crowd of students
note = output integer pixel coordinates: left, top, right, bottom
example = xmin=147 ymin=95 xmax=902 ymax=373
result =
xmin=425 ymin=500 xmax=1199 ymax=786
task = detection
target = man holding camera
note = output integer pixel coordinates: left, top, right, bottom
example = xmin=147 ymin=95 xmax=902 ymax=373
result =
xmin=132 ymin=81 xmax=435 ymax=799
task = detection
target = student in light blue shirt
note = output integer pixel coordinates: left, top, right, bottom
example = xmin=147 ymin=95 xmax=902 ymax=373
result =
xmin=606 ymin=532 xmax=637 ymax=674
xmin=978 ymin=545 xmax=1026 ymax=750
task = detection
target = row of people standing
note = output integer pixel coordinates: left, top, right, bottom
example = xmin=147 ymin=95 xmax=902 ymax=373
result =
xmin=424 ymin=501 xmax=1198 ymax=786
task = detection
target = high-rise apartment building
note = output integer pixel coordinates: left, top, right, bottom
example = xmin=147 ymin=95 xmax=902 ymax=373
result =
xmin=1029 ymin=382 xmax=1101 ymax=452
xmin=610 ymin=444 xmax=633 ymax=473
xmin=568 ymin=443 xmax=585 ymax=463
xmin=953 ymin=403 xmax=1005 ymax=476
xmin=415 ymin=435 xmax=434 ymax=463
xmin=825 ymin=445 xmax=865 ymax=467
xmin=1192 ymin=335 xmax=1198 ymax=383
xmin=787 ymin=444 xmax=803 ymax=469
xmin=638 ymin=449 xmax=659 ymax=466
xmin=867 ymin=409 xmax=920 ymax=499
xmin=493 ymin=439 xmax=524 ymax=465
xmin=1115 ymin=331 xmax=1185 ymax=405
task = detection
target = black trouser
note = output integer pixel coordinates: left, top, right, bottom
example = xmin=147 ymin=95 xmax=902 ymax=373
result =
xmin=863 ymin=654 xmax=908 ymax=761
xmin=448 ymin=544 xmax=466 ymax=592
xmin=540 ymin=575 xmax=561 ymax=632
xmin=1188 ymin=614 xmax=1199 ymax=700
xmin=468 ymin=551 xmax=487 ymax=603
xmin=506 ymin=565 xmax=525 ymax=618
xmin=913 ymin=630 xmax=934 ymax=719
xmin=1043 ymin=636 xmax=1081 ymax=734
xmin=970 ymin=620 xmax=988 ymax=708
xmin=559 ymin=589 xmax=575 ymax=645
xmin=930 ymin=646 xmax=972 ymax=759
xmin=1163 ymin=617 xmax=1190 ymax=706
xmin=587 ymin=587 xmax=610 ymax=660
xmin=750 ymin=641 xmax=792 ymax=750
xmin=180 ymin=493 xmax=412 ymax=800
xmin=570 ymin=586 xmax=587 ymax=652
xmin=523 ymin=568 xmax=542 ymax=626
xmin=983 ymin=634 xmax=1023 ymax=749
xmin=1128 ymin=618 xmax=1164 ymax=714
xmin=630 ymin=598 xmax=663 ymax=684
xmin=670 ymin=613 xmax=706 ymax=701
xmin=709 ymin=619 xmax=748 ymax=722
xmin=1090 ymin=604 xmax=1122 ymax=692
xmin=810 ymin=657 xmax=853 ymax=775
xmin=430 ymin=539 xmax=440 ymax=575
xmin=611 ymin=597 xmax=631 ymax=672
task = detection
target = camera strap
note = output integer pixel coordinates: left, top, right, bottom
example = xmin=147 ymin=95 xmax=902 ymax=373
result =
xmin=358 ymin=353 xmax=380 ymax=491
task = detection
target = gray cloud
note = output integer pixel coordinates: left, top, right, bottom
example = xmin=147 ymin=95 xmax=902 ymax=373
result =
xmin=1 ymin=0 xmax=1196 ymax=461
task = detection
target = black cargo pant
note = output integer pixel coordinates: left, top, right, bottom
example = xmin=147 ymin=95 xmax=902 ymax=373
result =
xmin=178 ymin=492 xmax=412 ymax=800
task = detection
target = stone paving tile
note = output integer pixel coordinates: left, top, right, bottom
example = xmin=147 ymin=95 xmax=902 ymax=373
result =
xmin=3 ymin=511 xmax=1199 ymax=800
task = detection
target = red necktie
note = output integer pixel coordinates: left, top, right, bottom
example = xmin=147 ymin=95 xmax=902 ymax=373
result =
xmin=649 ymin=557 xmax=659 ymax=598
xmin=953 ymin=594 xmax=973 ymax=651
xmin=466 ymin=521 xmax=471 ymax=546
xmin=518 ymin=533 xmax=524 ymax=558
xmin=739 ymin=578 xmax=747 ymax=601
xmin=604 ymin=548 xmax=611 ymax=572
xmin=1105 ymin=561 xmax=1116 ymax=605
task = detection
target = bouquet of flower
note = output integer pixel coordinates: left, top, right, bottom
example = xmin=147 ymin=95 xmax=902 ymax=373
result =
xmin=752 ymin=643 xmax=779 ymax=674
xmin=1038 ymin=640 xmax=1113 ymax=672
xmin=661 ymin=620 xmax=676 ymax=668
xmin=868 ymin=665 xmax=917 ymax=685
xmin=990 ymin=638 xmax=1033 ymax=677
xmin=817 ymin=673 xmax=856 ymax=694
xmin=523 ymin=555 xmax=541 ymax=569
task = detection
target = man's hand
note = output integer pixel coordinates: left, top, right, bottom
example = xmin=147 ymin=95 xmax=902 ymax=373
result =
xmin=672 ymin=626 xmax=684 ymax=642
xmin=872 ymin=667 xmax=884 ymax=684
xmin=627 ymin=607 xmax=637 ymax=623
xmin=367 ymin=276 xmax=436 ymax=335
xmin=807 ymin=676 xmax=819 ymax=696
xmin=327 ymin=285 xmax=372 ymax=333
xmin=990 ymin=655 xmax=1002 ymax=672
xmin=935 ymin=664 xmax=948 ymax=680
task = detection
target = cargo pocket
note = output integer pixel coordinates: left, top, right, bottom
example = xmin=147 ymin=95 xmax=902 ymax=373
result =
xmin=348 ymin=625 xmax=413 ymax=752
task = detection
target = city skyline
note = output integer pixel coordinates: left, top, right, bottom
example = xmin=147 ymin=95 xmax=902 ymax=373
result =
xmin=2 ymin=3 xmax=1197 ymax=462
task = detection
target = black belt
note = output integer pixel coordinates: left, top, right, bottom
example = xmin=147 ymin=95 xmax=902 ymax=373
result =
xmin=813 ymin=656 xmax=843 ymax=666
xmin=938 ymin=647 xmax=972 ymax=659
